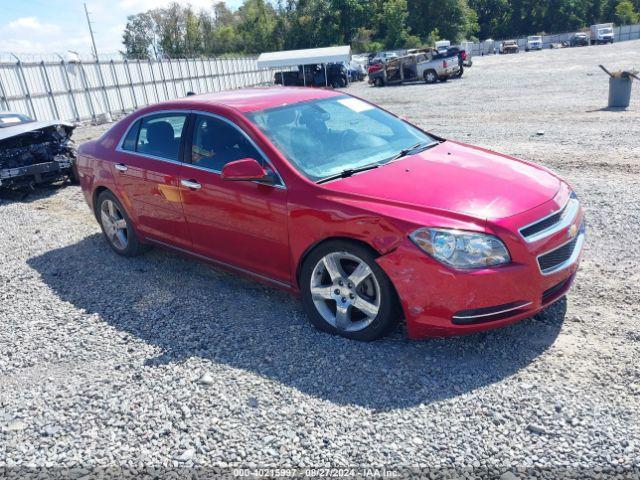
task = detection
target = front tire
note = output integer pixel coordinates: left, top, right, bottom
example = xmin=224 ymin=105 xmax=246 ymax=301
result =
xmin=96 ymin=190 xmax=146 ymax=257
xmin=300 ymin=241 xmax=399 ymax=341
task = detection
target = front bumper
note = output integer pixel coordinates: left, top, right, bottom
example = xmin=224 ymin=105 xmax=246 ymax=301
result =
xmin=0 ymin=156 xmax=73 ymax=188
xmin=377 ymin=197 xmax=585 ymax=338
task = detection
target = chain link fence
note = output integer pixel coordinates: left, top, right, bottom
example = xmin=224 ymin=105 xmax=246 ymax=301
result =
xmin=0 ymin=56 xmax=278 ymax=123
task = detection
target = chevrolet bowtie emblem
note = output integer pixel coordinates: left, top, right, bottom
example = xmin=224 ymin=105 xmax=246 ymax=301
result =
xmin=568 ymin=224 xmax=578 ymax=239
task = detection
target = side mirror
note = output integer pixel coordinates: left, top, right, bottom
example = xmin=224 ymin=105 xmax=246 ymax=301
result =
xmin=221 ymin=158 xmax=274 ymax=183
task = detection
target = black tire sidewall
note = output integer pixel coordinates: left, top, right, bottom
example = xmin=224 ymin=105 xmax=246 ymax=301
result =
xmin=97 ymin=191 xmax=144 ymax=257
xmin=300 ymin=240 xmax=399 ymax=341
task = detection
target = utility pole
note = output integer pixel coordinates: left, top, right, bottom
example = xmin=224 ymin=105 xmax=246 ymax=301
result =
xmin=84 ymin=3 xmax=99 ymax=60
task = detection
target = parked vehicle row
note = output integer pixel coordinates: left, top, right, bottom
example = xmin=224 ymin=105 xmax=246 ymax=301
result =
xmin=492 ymin=23 xmax=615 ymax=54
xmin=274 ymin=63 xmax=349 ymax=88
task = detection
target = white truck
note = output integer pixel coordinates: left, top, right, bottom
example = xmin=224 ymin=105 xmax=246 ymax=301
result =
xmin=435 ymin=40 xmax=451 ymax=54
xmin=590 ymin=23 xmax=614 ymax=44
xmin=526 ymin=35 xmax=543 ymax=51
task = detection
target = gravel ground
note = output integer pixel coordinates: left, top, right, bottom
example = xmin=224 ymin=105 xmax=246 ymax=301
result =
xmin=2 ymin=41 xmax=640 ymax=478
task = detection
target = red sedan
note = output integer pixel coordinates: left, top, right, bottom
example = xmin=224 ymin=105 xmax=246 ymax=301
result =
xmin=77 ymin=87 xmax=584 ymax=340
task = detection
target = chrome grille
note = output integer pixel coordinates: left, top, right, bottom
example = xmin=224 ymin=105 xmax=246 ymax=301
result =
xmin=520 ymin=210 xmax=563 ymax=238
xmin=519 ymin=195 xmax=580 ymax=243
xmin=536 ymin=220 xmax=584 ymax=274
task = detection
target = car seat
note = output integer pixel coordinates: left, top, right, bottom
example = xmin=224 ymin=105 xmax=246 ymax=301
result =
xmin=143 ymin=121 xmax=178 ymax=159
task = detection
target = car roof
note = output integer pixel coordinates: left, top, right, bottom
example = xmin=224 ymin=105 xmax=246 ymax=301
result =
xmin=156 ymin=87 xmax=343 ymax=113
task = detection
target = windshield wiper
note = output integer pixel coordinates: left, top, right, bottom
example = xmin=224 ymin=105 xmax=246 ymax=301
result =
xmin=389 ymin=141 xmax=439 ymax=162
xmin=316 ymin=162 xmax=380 ymax=184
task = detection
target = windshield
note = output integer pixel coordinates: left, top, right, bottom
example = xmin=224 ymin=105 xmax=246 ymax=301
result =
xmin=246 ymin=96 xmax=435 ymax=182
xmin=0 ymin=113 xmax=33 ymax=128
xmin=600 ymin=28 xmax=613 ymax=34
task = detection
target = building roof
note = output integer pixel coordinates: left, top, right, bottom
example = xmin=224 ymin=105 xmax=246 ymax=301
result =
xmin=256 ymin=46 xmax=351 ymax=69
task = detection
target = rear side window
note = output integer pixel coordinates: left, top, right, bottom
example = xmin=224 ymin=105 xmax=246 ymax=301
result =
xmin=121 ymin=119 xmax=140 ymax=151
xmin=134 ymin=114 xmax=187 ymax=161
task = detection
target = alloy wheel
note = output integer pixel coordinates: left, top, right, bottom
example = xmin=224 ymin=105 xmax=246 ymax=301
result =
xmin=310 ymin=251 xmax=381 ymax=332
xmin=100 ymin=199 xmax=128 ymax=250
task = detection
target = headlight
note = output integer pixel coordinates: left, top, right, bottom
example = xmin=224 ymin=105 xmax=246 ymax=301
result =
xmin=409 ymin=228 xmax=511 ymax=269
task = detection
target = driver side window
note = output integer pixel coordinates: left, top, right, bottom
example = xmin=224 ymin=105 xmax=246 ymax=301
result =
xmin=191 ymin=115 xmax=262 ymax=172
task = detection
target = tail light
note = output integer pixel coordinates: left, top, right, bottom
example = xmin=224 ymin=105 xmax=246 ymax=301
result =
xmin=443 ymin=60 xmax=448 ymax=68
xmin=461 ymin=51 xmax=467 ymax=60
xmin=368 ymin=64 xmax=382 ymax=74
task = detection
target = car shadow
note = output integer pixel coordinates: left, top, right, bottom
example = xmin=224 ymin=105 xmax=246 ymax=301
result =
xmin=0 ymin=181 xmax=72 ymax=204
xmin=28 ymin=234 xmax=566 ymax=410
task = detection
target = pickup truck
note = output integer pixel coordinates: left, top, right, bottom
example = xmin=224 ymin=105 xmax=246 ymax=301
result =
xmin=368 ymin=51 xmax=460 ymax=86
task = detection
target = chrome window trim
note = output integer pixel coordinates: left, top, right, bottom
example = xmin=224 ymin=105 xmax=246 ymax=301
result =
xmin=536 ymin=229 xmax=585 ymax=276
xmin=519 ymin=196 xmax=580 ymax=243
xmin=452 ymin=301 xmax=533 ymax=320
xmin=114 ymin=109 xmax=286 ymax=190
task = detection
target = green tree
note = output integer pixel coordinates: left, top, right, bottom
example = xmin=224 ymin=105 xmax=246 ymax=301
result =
xmin=380 ymin=0 xmax=410 ymax=48
xmin=615 ymin=0 xmax=640 ymax=23
xmin=184 ymin=7 xmax=202 ymax=56
xmin=122 ymin=13 xmax=155 ymax=59
xmin=406 ymin=0 xmax=478 ymax=43
xmin=237 ymin=0 xmax=282 ymax=52
xmin=468 ymin=0 xmax=511 ymax=38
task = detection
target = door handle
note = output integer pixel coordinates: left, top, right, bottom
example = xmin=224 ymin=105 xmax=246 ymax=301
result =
xmin=180 ymin=179 xmax=202 ymax=190
xmin=114 ymin=163 xmax=128 ymax=172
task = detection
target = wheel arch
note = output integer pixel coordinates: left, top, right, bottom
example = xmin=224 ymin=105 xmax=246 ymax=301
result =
xmin=92 ymin=185 xmax=111 ymax=221
xmin=92 ymin=185 xmax=138 ymax=228
xmin=295 ymin=236 xmax=395 ymax=292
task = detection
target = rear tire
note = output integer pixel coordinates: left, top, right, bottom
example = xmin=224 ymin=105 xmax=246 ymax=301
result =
xmin=456 ymin=66 xmax=464 ymax=78
xmin=96 ymin=190 xmax=146 ymax=257
xmin=300 ymin=240 xmax=400 ymax=341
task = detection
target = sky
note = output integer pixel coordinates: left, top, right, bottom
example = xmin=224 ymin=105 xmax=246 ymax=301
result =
xmin=0 ymin=0 xmax=243 ymax=58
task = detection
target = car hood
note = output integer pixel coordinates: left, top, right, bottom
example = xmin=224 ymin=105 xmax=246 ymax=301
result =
xmin=0 ymin=120 xmax=75 ymax=142
xmin=321 ymin=141 xmax=561 ymax=221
